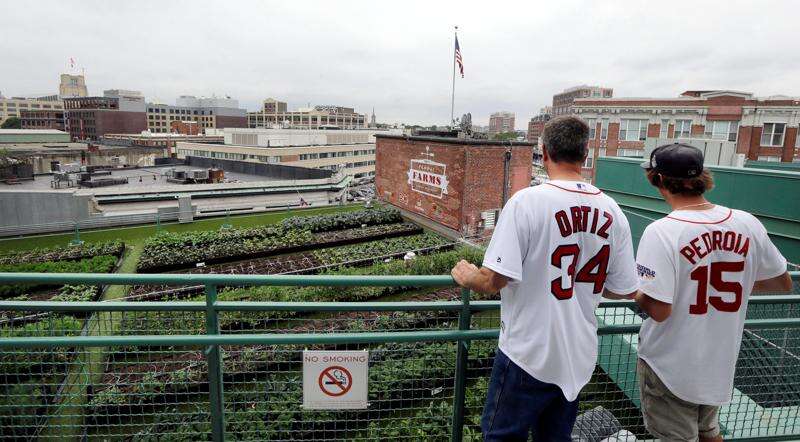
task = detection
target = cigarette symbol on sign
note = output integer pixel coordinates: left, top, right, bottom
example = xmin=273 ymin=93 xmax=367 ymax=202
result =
xmin=318 ymin=366 xmax=352 ymax=397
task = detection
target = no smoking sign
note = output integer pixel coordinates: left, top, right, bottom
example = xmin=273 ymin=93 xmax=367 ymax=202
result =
xmin=303 ymin=350 xmax=368 ymax=409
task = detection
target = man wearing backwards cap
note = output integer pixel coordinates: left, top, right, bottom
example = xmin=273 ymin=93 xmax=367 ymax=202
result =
xmin=634 ymin=143 xmax=792 ymax=441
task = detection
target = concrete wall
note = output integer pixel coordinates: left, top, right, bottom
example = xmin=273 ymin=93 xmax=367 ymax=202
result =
xmin=0 ymin=190 xmax=84 ymax=227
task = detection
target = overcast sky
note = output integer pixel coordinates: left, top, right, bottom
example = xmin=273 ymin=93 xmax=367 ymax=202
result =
xmin=1 ymin=0 xmax=797 ymax=126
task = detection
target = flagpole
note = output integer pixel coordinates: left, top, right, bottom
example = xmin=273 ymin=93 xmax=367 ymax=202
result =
xmin=450 ymin=26 xmax=457 ymax=128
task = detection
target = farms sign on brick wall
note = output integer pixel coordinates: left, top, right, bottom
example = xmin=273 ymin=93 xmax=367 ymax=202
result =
xmin=375 ymin=134 xmax=533 ymax=234
xmin=407 ymin=147 xmax=449 ymax=198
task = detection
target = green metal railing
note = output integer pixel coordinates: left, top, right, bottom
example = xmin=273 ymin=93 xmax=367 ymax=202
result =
xmin=1 ymin=272 xmax=799 ymax=441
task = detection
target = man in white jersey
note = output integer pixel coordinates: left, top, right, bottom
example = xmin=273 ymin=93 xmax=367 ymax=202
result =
xmin=635 ymin=143 xmax=793 ymax=441
xmin=451 ymin=116 xmax=639 ymax=440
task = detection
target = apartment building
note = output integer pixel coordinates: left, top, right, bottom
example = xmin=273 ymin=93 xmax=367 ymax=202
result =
xmin=526 ymin=108 xmax=552 ymax=144
xmin=573 ymin=90 xmax=800 ymax=180
xmin=247 ymin=98 xmax=366 ymax=129
xmin=553 ymin=85 xmax=613 ymax=116
xmin=146 ymin=95 xmax=246 ymax=133
xmin=488 ymin=111 xmax=515 ymax=134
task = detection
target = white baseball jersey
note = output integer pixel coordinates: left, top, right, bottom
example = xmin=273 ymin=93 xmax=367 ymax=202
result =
xmin=483 ymin=180 xmax=639 ymax=402
xmin=636 ymin=205 xmax=787 ymax=405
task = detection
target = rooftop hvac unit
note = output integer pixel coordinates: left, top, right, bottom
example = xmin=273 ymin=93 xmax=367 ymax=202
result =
xmin=191 ymin=169 xmax=209 ymax=180
xmin=60 ymin=163 xmax=81 ymax=173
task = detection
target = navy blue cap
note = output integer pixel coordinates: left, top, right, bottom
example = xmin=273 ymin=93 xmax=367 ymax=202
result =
xmin=641 ymin=143 xmax=704 ymax=178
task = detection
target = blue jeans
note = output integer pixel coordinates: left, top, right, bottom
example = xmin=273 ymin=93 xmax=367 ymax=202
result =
xmin=481 ymin=349 xmax=579 ymax=441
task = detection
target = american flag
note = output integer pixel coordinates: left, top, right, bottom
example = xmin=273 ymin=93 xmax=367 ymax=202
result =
xmin=455 ymin=36 xmax=464 ymax=78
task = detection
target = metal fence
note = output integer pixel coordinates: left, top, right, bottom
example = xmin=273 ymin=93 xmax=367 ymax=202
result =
xmin=0 ymin=272 xmax=799 ymax=441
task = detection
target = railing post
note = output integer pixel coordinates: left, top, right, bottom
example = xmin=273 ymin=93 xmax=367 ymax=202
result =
xmin=205 ymin=284 xmax=226 ymax=441
xmin=451 ymin=287 xmax=472 ymax=442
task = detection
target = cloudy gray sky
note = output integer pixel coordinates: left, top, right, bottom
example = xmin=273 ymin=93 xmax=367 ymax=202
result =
xmin=1 ymin=0 xmax=797 ymax=126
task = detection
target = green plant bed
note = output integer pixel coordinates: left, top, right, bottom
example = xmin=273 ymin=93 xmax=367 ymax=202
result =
xmin=94 ymin=281 xmax=496 ymax=417
xmin=0 ymin=240 xmax=124 ymax=266
xmin=136 ymin=222 xmax=422 ymax=273
xmin=0 ymin=255 xmax=118 ymax=299
xmin=115 ymin=340 xmax=497 ymax=441
xmin=125 ymin=232 xmax=453 ymax=302
xmin=278 ymin=206 xmax=401 ymax=232
xmin=123 ymin=247 xmax=484 ymax=336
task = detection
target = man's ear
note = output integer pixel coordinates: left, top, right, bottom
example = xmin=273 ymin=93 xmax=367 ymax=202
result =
xmin=542 ymin=145 xmax=549 ymax=162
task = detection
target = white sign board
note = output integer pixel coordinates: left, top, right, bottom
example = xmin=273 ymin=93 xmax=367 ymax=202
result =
xmin=302 ymin=350 xmax=368 ymax=410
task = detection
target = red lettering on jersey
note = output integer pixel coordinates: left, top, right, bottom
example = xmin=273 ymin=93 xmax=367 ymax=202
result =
xmin=712 ymin=231 xmax=723 ymax=251
xmin=679 ymin=230 xmax=751 ymax=264
xmin=555 ymin=210 xmax=571 ymax=237
xmin=723 ymin=231 xmax=736 ymax=250
xmin=680 ymin=246 xmax=698 ymax=265
xmin=570 ymin=206 xmax=584 ymax=234
xmin=596 ymin=212 xmax=613 ymax=239
xmin=738 ymin=237 xmax=750 ymax=257
xmin=691 ymin=238 xmax=705 ymax=259
xmin=590 ymin=208 xmax=599 ymax=234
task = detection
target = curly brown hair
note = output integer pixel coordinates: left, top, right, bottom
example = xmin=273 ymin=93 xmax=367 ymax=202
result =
xmin=646 ymin=169 xmax=714 ymax=196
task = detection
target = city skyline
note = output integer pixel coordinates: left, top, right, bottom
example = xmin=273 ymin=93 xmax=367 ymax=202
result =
xmin=1 ymin=0 xmax=798 ymax=126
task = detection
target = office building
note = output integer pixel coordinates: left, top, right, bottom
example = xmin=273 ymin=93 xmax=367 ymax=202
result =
xmin=0 ymin=98 xmax=64 ymax=126
xmin=63 ymin=90 xmax=147 ymax=141
xmin=20 ymin=109 xmax=66 ymax=131
xmin=147 ymin=95 xmax=247 ymax=133
xmin=488 ymin=112 xmax=515 ymax=134
xmin=59 ymin=74 xmax=88 ymax=98
xmin=248 ymin=98 xmax=366 ymax=129
xmin=175 ymin=128 xmax=399 ymax=178
xmin=553 ymin=85 xmax=613 ymax=116
xmin=572 ymin=90 xmax=800 ymax=180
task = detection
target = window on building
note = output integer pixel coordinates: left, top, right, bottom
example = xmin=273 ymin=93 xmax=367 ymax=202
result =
xmin=757 ymin=155 xmax=782 ymax=162
xmin=600 ymin=119 xmax=609 ymax=140
xmin=674 ymin=120 xmax=692 ymax=138
xmin=585 ymin=118 xmax=596 ymax=139
xmin=704 ymin=121 xmax=739 ymax=141
xmin=616 ymin=148 xmax=644 ymax=157
xmin=660 ymin=119 xmax=669 ymax=139
xmin=619 ymin=119 xmax=647 ymax=141
xmin=761 ymin=123 xmax=786 ymax=147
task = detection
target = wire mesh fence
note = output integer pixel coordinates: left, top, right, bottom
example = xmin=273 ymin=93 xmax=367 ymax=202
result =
xmin=0 ymin=274 xmax=799 ymax=441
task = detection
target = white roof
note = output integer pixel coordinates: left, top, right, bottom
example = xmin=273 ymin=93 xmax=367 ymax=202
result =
xmin=0 ymin=129 xmax=68 ymax=135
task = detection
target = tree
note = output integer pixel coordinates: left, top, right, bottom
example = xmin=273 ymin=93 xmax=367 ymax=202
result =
xmin=1 ymin=117 xmax=21 ymax=129
xmin=492 ymin=131 xmax=518 ymax=141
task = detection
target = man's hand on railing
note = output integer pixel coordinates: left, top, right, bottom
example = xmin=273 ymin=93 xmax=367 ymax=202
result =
xmin=450 ymin=260 xmax=508 ymax=295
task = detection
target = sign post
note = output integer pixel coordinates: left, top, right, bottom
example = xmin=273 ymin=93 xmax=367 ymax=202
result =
xmin=303 ymin=350 xmax=368 ymax=410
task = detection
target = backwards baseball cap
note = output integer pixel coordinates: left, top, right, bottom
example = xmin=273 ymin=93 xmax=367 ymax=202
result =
xmin=641 ymin=143 xmax=704 ymax=178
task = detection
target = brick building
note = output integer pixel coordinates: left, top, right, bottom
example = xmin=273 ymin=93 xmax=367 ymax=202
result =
xmin=64 ymin=92 xmax=147 ymax=141
xmin=488 ymin=111 xmax=515 ymax=135
xmin=20 ymin=109 xmax=65 ymax=131
xmin=553 ymin=85 xmax=613 ymax=116
xmin=526 ymin=109 xmax=551 ymax=144
xmin=573 ymin=90 xmax=800 ymax=180
xmin=375 ymin=134 xmax=533 ymax=236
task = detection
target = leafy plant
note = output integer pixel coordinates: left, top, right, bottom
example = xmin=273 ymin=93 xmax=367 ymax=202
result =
xmin=0 ymin=255 xmax=117 ymax=298
xmin=0 ymin=240 xmax=124 ymax=265
xmin=279 ymin=207 xmax=401 ymax=232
